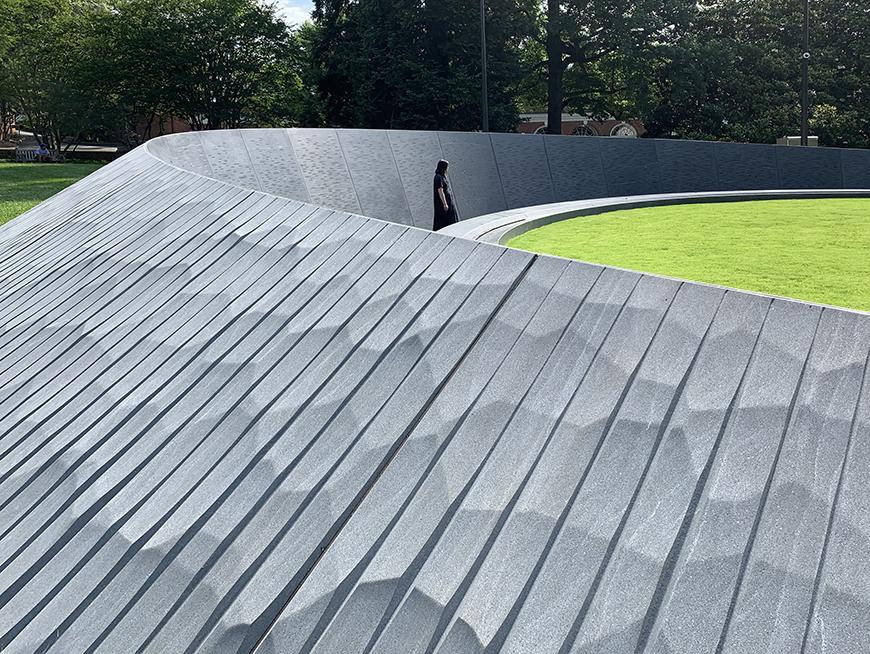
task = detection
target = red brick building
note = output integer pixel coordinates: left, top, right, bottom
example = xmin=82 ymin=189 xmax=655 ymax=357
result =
xmin=517 ymin=112 xmax=646 ymax=137
xmin=136 ymin=115 xmax=193 ymax=142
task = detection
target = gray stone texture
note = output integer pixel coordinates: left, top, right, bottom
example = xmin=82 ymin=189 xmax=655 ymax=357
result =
xmin=599 ymin=136 xmax=661 ymax=196
xmin=142 ymin=129 xmax=870 ymax=228
xmin=712 ymin=141 xmax=781 ymax=190
xmin=841 ymin=147 xmax=870 ymax=188
xmin=543 ymin=134 xmax=609 ymax=201
xmin=655 ymin=139 xmax=719 ymax=193
xmin=0 ymin=128 xmax=868 ymax=654
xmin=436 ymin=131 xmax=507 ymax=220
xmin=776 ymin=145 xmax=844 ymax=189
xmin=288 ymin=128 xmax=362 ymax=213
xmin=490 ymin=132 xmax=555 ymax=209
xmin=241 ymin=129 xmax=310 ymax=201
xmin=386 ymin=130 xmax=445 ymax=229
xmin=338 ymin=129 xmax=413 ymax=225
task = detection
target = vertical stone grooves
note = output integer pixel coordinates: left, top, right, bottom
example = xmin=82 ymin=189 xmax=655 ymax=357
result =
xmin=799 ymin=346 xmax=870 ymax=653
xmin=285 ymin=260 xmax=563 ymax=654
xmin=0 ymin=198 xmax=304 ymax=429
xmin=0 ymin=202 xmax=321 ymax=468
xmin=0 ymin=210 xmax=351 ymax=539
xmin=247 ymin=254 xmax=538 ymax=654
xmin=714 ymin=308 xmax=825 ymax=653
xmin=384 ymin=133 xmax=416 ymax=228
xmin=483 ymin=274 xmax=655 ymax=654
xmin=557 ymin=290 xmax=727 ymax=654
xmin=418 ymin=269 xmax=609 ymax=654
xmin=0 ymin=166 xmax=208 ymax=321
xmin=1 ymin=130 xmax=868 ymax=653
xmin=0 ymin=182 xmax=246 ymax=381
xmin=0 ymin=157 xmax=166 ymax=281
xmin=174 ymin=245 xmax=512 ymax=653
xmin=67 ymin=229 xmax=441 ymax=654
xmin=356 ymin=263 xmax=586 ymax=654
xmin=3 ymin=221 xmax=405 ymax=652
xmin=0 ymin=214 xmax=362 ymax=607
xmin=288 ymin=270 xmax=593 ymax=654
xmin=94 ymin=238 xmax=486 ymax=651
xmin=238 ymin=130 xmax=265 ymax=192
xmin=333 ymin=129 xmax=366 ymax=214
xmin=487 ymin=134 xmax=510 ymax=211
xmin=635 ymin=298 xmax=774 ymax=653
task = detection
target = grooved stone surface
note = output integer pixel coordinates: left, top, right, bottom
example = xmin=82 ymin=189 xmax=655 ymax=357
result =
xmin=201 ymin=129 xmax=261 ymax=192
xmin=491 ymin=133 xmax=555 ymax=209
xmin=656 ymin=139 xmax=718 ymax=193
xmin=841 ymin=148 xmax=870 ymax=188
xmin=289 ymin=128 xmax=362 ymax=213
xmin=713 ymin=141 xmax=781 ymax=190
xmin=0 ymin=129 xmax=868 ymax=654
xmin=387 ymin=130 xmax=444 ymax=229
xmin=599 ymin=137 xmax=660 ymax=196
xmin=776 ymin=145 xmax=843 ymax=189
xmin=157 ymin=131 xmax=213 ymax=176
xmin=145 ymin=129 xmax=868 ymax=228
xmin=543 ymin=134 xmax=608 ymax=201
xmin=241 ymin=129 xmax=310 ymax=201
xmin=437 ymin=131 xmax=506 ymax=220
xmin=338 ymin=129 xmax=412 ymax=224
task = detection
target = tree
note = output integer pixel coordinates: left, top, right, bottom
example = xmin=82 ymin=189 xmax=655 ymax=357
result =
xmin=535 ymin=0 xmax=694 ymax=134
xmin=308 ymin=0 xmax=536 ymax=132
xmin=167 ymin=0 xmax=293 ymax=129
xmin=808 ymin=0 xmax=869 ymax=147
xmin=642 ymin=0 xmax=870 ymax=147
xmin=99 ymin=0 xmax=189 ymax=142
xmin=0 ymin=0 xmax=18 ymax=140
xmin=101 ymin=0 xmax=307 ymax=140
xmin=0 ymin=0 xmax=115 ymax=151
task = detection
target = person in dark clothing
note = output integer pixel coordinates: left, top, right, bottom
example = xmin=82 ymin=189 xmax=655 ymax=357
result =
xmin=433 ymin=159 xmax=458 ymax=230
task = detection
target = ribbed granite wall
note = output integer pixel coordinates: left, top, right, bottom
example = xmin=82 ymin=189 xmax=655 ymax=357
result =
xmin=0 ymin=131 xmax=868 ymax=654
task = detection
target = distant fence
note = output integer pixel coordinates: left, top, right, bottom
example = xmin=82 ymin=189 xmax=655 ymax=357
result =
xmin=0 ymin=147 xmax=126 ymax=162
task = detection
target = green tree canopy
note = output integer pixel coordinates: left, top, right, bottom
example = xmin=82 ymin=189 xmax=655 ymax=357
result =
xmin=642 ymin=0 xmax=869 ymax=147
xmin=308 ymin=0 xmax=537 ymax=131
xmin=535 ymin=0 xmax=695 ymax=134
xmin=1 ymin=0 xmax=112 ymax=149
xmin=0 ymin=0 xmax=866 ymax=148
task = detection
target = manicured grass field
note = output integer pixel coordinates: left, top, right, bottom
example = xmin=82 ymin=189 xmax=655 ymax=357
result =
xmin=508 ymin=198 xmax=870 ymax=312
xmin=0 ymin=161 xmax=102 ymax=226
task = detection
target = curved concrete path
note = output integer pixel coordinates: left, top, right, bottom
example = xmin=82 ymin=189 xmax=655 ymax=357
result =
xmin=0 ymin=129 xmax=869 ymax=654
xmin=438 ymin=189 xmax=870 ymax=243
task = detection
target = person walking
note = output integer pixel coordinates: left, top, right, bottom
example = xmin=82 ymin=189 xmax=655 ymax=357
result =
xmin=433 ymin=159 xmax=457 ymax=230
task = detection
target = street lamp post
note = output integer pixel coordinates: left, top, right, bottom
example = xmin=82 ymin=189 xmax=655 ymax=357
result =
xmin=480 ymin=0 xmax=489 ymax=132
xmin=801 ymin=0 xmax=809 ymax=146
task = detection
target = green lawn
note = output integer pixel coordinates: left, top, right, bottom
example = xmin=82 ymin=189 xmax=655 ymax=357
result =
xmin=508 ymin=198 xmax=870 ymax=312
xmin=0 ymin=161 xmax=102 ymax=226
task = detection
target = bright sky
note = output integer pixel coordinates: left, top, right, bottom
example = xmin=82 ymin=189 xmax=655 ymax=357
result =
xmin=275 ymin=0 xmax=313 ymax=25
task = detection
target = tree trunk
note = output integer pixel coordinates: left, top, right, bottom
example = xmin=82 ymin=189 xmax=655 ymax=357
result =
xmin=0 ymin=101 xmax=9 ymax=141
xmin=546 ymin=0 xmax=562 ymax=135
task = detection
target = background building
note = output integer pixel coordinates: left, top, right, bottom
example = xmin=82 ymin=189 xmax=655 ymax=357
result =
xmin=518 ymin=112 xmax=646 ymax=137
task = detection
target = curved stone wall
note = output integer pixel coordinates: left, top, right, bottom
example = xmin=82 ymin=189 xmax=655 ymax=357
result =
xmin=146 ymin=128 xmax=870 ymax=229
xmin=0 ymin=131 xmax=869 ymax=654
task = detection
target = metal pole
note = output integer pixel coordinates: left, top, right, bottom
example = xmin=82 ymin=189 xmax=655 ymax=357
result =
xmin=480 ymin=0 xmax=489 ymax=132
xmin=801 ymin=0 xmax=809 ymax=146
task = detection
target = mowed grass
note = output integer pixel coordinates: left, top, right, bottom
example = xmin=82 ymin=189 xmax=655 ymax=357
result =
xmin=0 ymin=161 xmax=102 ymax=226
xmin=508 ymin=198 xmax=870 ymax=312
